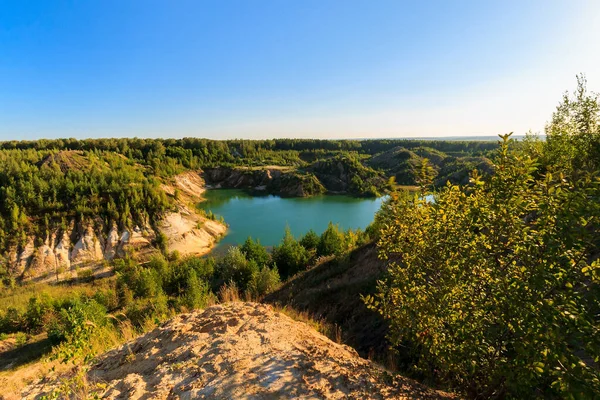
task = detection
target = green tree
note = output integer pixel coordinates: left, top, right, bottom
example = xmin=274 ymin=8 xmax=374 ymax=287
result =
xmin=300 ymin=229 xmax=320 ymax=251
xmin=272 ymin=227 xmax=309 ymax=278
xmin=367 ymin=134 xmax=600 ymax=398
xmin=317 ymin=222 xmax=345 ymax=257
xmin=544 ymin=74 xmax=600 ymax=173
xmin=241 ymin=236 xmax=270 ymax=266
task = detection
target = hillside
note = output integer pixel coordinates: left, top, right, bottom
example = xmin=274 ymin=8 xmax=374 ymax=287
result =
xmin=265 ymin=243 xmax=391 ymax=362
xmin=367 ymin=146 xmax=493 ymax=187
xmin=23 ymin=302 xmax=452 ymax=399
xmin=3 ymin=160 xmax=226 ymax=283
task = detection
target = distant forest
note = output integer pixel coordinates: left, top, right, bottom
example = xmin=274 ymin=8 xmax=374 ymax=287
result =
xmin=0 ymin=137 xmax=497 ymax=259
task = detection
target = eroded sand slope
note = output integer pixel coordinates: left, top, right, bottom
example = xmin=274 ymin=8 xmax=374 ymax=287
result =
xmin=25 ymin=302 xmax=452 ymax=399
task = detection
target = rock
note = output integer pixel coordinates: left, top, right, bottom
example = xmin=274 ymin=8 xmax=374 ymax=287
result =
xmin=53 ymin=230 xmax=71 ymax=273
xmin=70 ymin=225 xmax=104 ymax=267
xmin=104 ymin=224 xmax=120 ymax=261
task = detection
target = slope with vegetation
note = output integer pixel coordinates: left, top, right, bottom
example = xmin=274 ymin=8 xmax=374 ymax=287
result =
xmin=0 ymin=219 xmax=376 ymax=398
xmin=0 ymin=135 xmax=496 ymax=286
xmin=0 ymin=149 xmax=225 ymax=285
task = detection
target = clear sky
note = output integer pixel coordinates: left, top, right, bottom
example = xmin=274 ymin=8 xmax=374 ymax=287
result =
xmin=1 ymin=1 xmax=599 ymax=140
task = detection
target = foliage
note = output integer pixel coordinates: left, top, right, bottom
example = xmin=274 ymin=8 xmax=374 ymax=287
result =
xmin=216 ymin=246 xmax=259 ymax=292
xmin=543 ymin=74 xmax=600 ymax=173
xmin=241 ymin=237 xmax=271 ymax=266
xmin=272 ymin=227 xmax=310 ymax=278
xmin=317 ymin=222 xmax=346 ymax=257
xmin=300 ymin=229 xmax=320 ymax=251
xmin=0 ymin=150 xmax=172 ymax=256
xmin=309 ymin=153 xmax=385 ymax=196
xmin=368 ymin=134 xmax=600 ymax=398
xmin=48 ymin=299 xmax=107 ymax=363
xmin=250 ymin=266 xmax=281 ymax=297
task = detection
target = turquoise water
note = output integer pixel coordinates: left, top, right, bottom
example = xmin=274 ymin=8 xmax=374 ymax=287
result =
xmin=199 ymin=189 xmax=386 ymax=248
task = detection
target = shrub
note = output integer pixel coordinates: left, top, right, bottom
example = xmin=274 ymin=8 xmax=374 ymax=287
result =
xmin=216 ymin=246 xmax=259 ymax=292
xmin=177 ymin=256 xmax=215 ymax=281
xmin=14 ymin=332 xmax=27 ymax=347
xmin=24 ymin=294 xmax=53 ymax=333
xmin=137 ymin=268 xmax=164 ymax=298
xmin=48 ymin=299 xmax=108 ymax=360
xmin=317 ymin=222 xmax=345 ymax=257
xmin=250 ymin=266 xmax=281 ymax=297
xmin=367 ymin=134 xmax=600 ymax=398
xmin=93 ymin=289 xmax=119 ymax=311
xmin=147 ymin=254 xmax=169 ymax=280
xmin=241 ymin=237 xmax=270 ymax=266
xmin=180 ymin=269 xmax=211 ymax=310
xmin=272 ymin=227 xmax=309 ymax=278
xmin=125 ymin=293 xmax=169 ymax=328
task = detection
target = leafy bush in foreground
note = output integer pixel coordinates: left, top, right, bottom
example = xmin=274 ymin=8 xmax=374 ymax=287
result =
xmin=367 ymin=135 xmax=600 ymax=398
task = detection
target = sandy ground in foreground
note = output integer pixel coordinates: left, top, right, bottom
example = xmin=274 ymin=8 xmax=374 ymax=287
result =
xmin=24 ymin=302 xmax=453 ymax=399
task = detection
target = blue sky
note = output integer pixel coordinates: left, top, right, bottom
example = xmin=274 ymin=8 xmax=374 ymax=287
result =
xmin=0 ymin=1 xmax=599 ymax=140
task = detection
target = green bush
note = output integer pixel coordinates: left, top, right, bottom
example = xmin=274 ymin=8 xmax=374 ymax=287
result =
xmin=180 ymin=269 xmax=212 ymax=310
xmin=24 ymin=294 xmax=53 ymax=333
xmin=92 ymin=289 xmax=119 ymax=311
xmin=241 ymin=237 xmax=271 ymax=266
xmin=177 ymin=256 xmax=215 ymax=281
xmin=250 ymin=266 xmax=281 ymax=297
xmin=137 ymin=268 xmax=164 ymax=298
xmin=0 ymin=307 xmax=24 ymax=334
xmin=14 ymin=332 xmax=27 ymax=347
xmin=272 ymin=227 xmax=309 ymax=278
xmin=125 ymin=293 xmax=169 ymax=328
xmin=216 ymin=246 xmax=259 ymax=292
xmin=47 ymin=299 xmax=107 ymax=348
xmin=317 ymin=222 xmax=345 ymax=257
xmin=368 ymin=135 xmax=600 ymax=398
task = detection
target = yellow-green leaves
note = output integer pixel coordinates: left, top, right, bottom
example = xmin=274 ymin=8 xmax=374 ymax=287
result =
xmin=371 ymin=135 xmax=600 ymax=397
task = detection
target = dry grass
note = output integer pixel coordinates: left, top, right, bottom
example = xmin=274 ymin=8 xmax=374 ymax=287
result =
xmin=0 ymin=307 xmax=158 ymax=399
xmin=218 ymin=281 xmax=242 ymax=303
xmin=272 ymin=304 xmax=343 ymax=344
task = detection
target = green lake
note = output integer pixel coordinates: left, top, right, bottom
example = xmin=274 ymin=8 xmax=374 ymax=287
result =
xmin=199 ymin=189 xmax=386 ymax=248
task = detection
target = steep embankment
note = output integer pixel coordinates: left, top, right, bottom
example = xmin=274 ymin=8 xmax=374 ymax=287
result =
xmin=7 ymin=171 xmax=225 ymax=283
xmin=203 ymin=166 xmax=326 ymax=197
xmin=204 ymin=157 xmax=386 ymax=198
xmin=23 ymin=302 xmax=452 ymax=399
xmin=265 ymin=243 xmax=391 ymax=361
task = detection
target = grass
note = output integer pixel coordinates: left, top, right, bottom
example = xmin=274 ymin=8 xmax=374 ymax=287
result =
xmin=272 ymin=304 xmax=343 ymax=344
xmin=0 ymin=276 xmax=115 ymax=313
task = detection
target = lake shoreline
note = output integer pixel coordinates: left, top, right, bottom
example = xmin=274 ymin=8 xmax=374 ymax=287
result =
xmin=198 ymin=188 xmax=387 ymax=250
